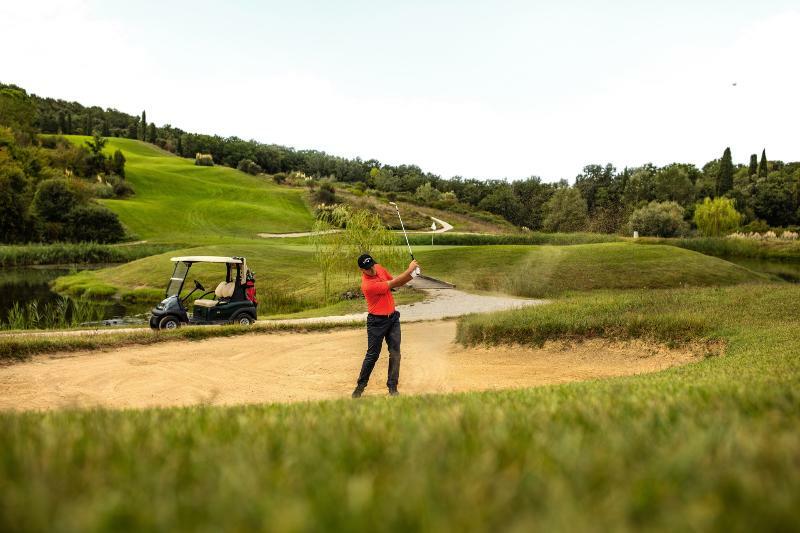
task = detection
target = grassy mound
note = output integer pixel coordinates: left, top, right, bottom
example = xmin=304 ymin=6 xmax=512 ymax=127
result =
xmin=418 ymin=242 xmax=765 ymax=297
xmin=65 ymin=136 xmax=313 ymax=242
xmin=1 ymin=284 xmax=798 ymax=530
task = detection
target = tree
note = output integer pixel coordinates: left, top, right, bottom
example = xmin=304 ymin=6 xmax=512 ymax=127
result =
xmin=32 ymin=179 xmax=79 ymax=223
xmin=748 ymin=154 xmax=758 ymax=176
xmin=102 ymin=117 xmax=110 ymax=137
xmin=66 ymin=113 xmax=72 ymax=135
xmin=64 ymin=204 xmax=126 ymax=243
xmin=85 ymin=134 xmax=108 ymax=177
xmin=542 ymin=188 xmax=589 ymax=232
xmin=111 ymin=149 xmax=126 ymax=177
xmin=752 ymin=174 xmax=794 ymax=226
xmin=415 ymin=182 xmax=441 ymax=204
xmin=478 ymin=184 xmax=523 ymax=225
xmin=176 ymin=135 xmax=183 ymax=156
xmin=57 ymin=111 xmax=66 ymax=134
xmin=693 ymin=197 xmax=742 ymax=236
xmin=758 ymin=149 xmax=768 ymax=177
xmin=139 ymin=110 xmax=146 ymax=141
xmin=0 ymin=158 xmax=32 ymax=243
xmin=147 ymin=123 xmax=157 ymax=143
xmin=717 ymin=147 xmax=734 ymax=196
xmin=628 ymin=201 xmax=688 ymax=237
xmin=0 ymin=86 xmax=36 ymax=140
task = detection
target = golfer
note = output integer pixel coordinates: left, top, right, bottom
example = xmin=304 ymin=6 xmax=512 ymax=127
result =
xmin=352 ymin=253 xmax=419 ymax=398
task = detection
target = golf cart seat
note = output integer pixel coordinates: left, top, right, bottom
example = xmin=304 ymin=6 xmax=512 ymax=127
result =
xmin=194 ymin=281 xmax=236 ymax=308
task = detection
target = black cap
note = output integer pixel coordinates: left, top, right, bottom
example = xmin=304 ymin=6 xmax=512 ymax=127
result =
xmin=357 ymin=254 xmax=375 ymax=269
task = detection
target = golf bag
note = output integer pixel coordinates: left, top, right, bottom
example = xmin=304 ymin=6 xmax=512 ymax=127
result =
xmin=245 ymin=269 xmax=257 ymax=304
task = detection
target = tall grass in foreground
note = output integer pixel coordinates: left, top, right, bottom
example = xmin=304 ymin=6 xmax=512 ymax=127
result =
xmin=0 ymin=242 xmax=175 ymax=266
xmin=1 ymin=297 xmax=105 ymax=331
xmin=1 ymin=284 xmax=798 ymax=530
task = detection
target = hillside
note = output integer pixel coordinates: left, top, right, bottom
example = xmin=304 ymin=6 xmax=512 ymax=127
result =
xmin=65 ymin=136 xmax=314 ymax=242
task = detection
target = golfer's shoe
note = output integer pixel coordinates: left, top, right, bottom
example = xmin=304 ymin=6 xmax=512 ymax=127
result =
xmin=352 ymin=387 xmax=364 ymax=399
xmin=388 ymin=389 xmax=400 ymax=397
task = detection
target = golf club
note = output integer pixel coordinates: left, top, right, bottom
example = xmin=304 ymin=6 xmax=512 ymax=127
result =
xmin=389 ymin=202 xmax=421 ymax=277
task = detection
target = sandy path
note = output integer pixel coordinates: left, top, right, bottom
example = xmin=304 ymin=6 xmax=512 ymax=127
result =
xmin=0 ymin=321 xmax=708 ymax=411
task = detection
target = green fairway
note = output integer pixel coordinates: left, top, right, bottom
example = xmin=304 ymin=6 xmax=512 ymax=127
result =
xmin=1 ymin=283 xmax=798 ymax=531
xmin=64 ymin=136 xmax=313 ymax=242
xmin=53 ymin=242 xmax=766 ymax=315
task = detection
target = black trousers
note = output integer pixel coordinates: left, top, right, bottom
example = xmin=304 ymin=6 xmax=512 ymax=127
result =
xmin=356 ymin=311 xmax=401 ymax=390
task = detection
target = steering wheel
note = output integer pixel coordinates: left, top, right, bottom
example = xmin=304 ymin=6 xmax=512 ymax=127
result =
xmin=194 ymin=279 xmax=205 ymax=291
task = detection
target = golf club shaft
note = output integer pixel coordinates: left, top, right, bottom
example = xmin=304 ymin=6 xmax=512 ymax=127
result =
xmin=394 ymin=205 xmax=414 ymax=259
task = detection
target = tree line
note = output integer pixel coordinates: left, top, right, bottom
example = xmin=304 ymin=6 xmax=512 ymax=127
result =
xmin=6 ymin=82 xmax=799 ymax=236
xmin=0 ymin=85 xmax=128 ymax=244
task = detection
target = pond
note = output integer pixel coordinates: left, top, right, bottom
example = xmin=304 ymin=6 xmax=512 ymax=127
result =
xmin=0 ymin=266 xmax=150 ymax=329
xmin=726 ymin=258 xmax=800 ymax=283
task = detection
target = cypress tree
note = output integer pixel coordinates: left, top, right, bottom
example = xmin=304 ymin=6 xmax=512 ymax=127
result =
xmin=748 ymin=154 xmax=758 ymax=176
xmin=57 ymin=112 xmax=66 ymax=134
xmin=147 ymin=123 xmax=157 ymax=143
xmin=717 ymin=147 xmax=734 ymax=195
xmin=758 ymin=149 xmax=768 ymax=177
xmin=176 ymin=135 xmax=183 ymax=156
xmin=66 ymin=113 xmax=72 ymax=134
xmin=84 ymin=113 xmax=92 ymax=135
xmin=102 ymin=117 xmax=110 ymax=136
xmin=140 ymin=110 xmax=146 ymax=140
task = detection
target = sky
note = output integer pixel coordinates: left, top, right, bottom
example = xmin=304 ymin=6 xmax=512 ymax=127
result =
xmin=1 ymin=0 xmax=798 ymax=182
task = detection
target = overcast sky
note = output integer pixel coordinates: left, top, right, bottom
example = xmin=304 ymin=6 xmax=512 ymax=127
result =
xmin=2 ymin=0 xmax=798 ymax=181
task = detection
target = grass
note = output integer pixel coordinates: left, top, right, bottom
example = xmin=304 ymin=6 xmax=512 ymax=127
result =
xmin=0 ymin=320 xmax=363 ymax=363
xmin=52 ymin=242 xmax=764 ymax=316
xmin=408 ymin=231 xmax=622 ymax=246
xmin=417 ymin=241 xmax=765 ymax=297
xmin=0 ymin=283 xmax=798 ymax=530
xmin=64 ymin=136 xmax=314 ymax=242
xmin=636 ymin=236 xmax=800 ymax=261
xmin=0 ymin=242 xmax=175 ymax=266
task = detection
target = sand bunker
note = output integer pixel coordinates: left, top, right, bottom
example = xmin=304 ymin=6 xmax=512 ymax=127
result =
xmin=0 ymin=321 xmax=717 ymax=411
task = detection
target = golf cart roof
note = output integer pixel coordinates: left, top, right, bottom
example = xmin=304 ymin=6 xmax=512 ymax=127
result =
xmin=170 ymin=256 xmax=243 ymax=264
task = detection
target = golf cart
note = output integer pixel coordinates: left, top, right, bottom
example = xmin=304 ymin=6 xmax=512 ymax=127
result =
xmin=149 ymin=256 xmax=257 ymax=330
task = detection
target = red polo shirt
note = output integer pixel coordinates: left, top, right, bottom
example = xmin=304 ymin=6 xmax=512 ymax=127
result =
xmin=361 ymin=264 xmax=395 ymax=315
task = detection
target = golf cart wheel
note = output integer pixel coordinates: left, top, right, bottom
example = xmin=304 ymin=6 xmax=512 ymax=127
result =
xmin=158 ymin=315 xmax=181 ymax=330
xmin=232 ymin=313 xmax=254 ymax=326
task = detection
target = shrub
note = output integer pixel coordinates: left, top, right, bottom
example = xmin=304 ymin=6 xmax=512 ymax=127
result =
xmin=740 ymin=219 xmax=770 ymax=233
xmin=195 ymin=153 xmax=214 ymax=166
xmin=237 ymin=158 xmax=262 ymax=175
xmin=315 ymin=182 xmax=337 ymax=204
xmin=89 ymin=182 xmax=115 ymax=199
xmin=112 ymin=179 xmax=134 ymax=198
xmin=628 ymin=201 xmax=688 ymax=237
xmin=64 ymin=204 xmax=126 ymax=243
xmin=32 ymin=178 xmax=79 ymax=222
xmin=543 ymin=188 xmax=589 ymax=232
xmin=272 ymin=172 xmax=288 ymax=184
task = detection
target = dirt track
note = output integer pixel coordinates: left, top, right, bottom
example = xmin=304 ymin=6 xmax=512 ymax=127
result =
xmin=0 ymin=321 xmax=709 ymax=411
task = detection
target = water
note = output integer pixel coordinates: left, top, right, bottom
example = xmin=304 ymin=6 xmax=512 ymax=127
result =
xmin=0 ymin=266 xmax=145 ymax=327
xmin=725 ymin=258 xmax=800 ymax=283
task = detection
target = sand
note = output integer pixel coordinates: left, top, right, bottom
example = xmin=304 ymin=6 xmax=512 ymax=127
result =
xmin=0 ymin=321 xmax=715 ymax=411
